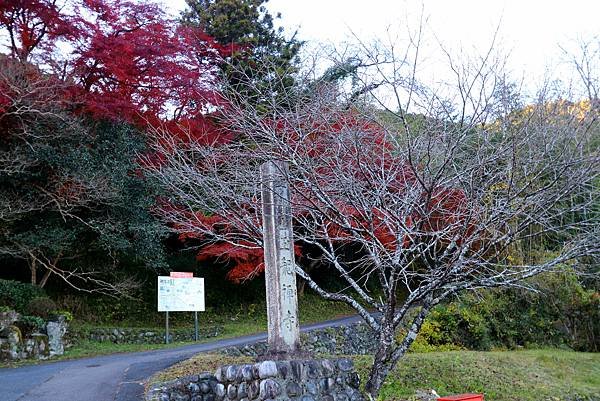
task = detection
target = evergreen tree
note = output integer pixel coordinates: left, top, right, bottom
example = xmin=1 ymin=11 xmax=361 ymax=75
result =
xmin=181 ymin=0 xmax=302 ymax=107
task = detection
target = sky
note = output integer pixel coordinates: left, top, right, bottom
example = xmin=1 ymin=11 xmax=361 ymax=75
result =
xmin=165 ymin=0 xmax=599 ymax=98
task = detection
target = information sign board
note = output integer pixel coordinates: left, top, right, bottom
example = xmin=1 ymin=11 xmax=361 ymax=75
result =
xmin=157 ymin=276 xmax=205 ymax=312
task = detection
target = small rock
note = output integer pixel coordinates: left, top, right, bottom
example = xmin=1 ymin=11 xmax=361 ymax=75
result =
xmin=305 ymin=380 xmax=319 ymax=395
xmin=248 ymin=380 xmax=260 ymax=399
xmin=215 ymin=367 xmax=225 ymax=382
xmin=258 ymin=361 xmax=278 ymax=379
xmin=290 ymin=360 xmax=304 ymax=381
xmin=227 ymin=384 xmax=237 ymax=399
xmin=226 ymin=365 xmax=239 ymax=382
xmin=199 ymin=381 xmax=212 ymax=394
xmin=337 ymin=359 xmax=353 ymax=372
xmin=306 ymin=360 xmax=321 ymax=378
xmin=276 ymin=361 xmax=290 ymax=379
xmin=241 ymin=364 xmax=254 ymax=381
xmin=259 ymin=379 xmax=281 ymax=399
xmin=414 ymin=389 xmax=440 ymax=401
xmin=237 ymin=382 xmax=248 ymax=398
xmin=321 ymin=359 xmax=336 ymax=377
xmin=214 ymin=383 xmax=226 ymax=400
xmin=348 ymin=389 xmax=365 ymax=401
xmin=251 ymin=363 xmax=260 ymax=380
xmin=286 ymin=382 xmax=302 ymax=397
xmin=334 ymin=393 xmax=349 ymax=401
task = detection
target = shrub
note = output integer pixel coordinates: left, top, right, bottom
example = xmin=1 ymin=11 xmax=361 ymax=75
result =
xmin=0 ymin=279 xmax=46 ymax=313
xmin=17 ymin=315 xmax=46 ymax=336
xmin=50 ymin=310 xmax=73 ymax=322
xmin=26 ymin=297 xmax=57 ymax=319
xmin=408 ymin=321 xmax=464 ymax=353
xmin=0 ymin=305 xmax=12 ymax=313
xmin=419 ymin=269 xmax=600 ymax=352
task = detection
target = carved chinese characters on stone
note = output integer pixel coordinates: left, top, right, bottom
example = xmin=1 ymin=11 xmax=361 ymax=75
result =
xmin=260 ymin=161 xmax=300 ymax=355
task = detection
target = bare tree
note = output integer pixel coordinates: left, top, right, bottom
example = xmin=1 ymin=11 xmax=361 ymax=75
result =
xmin=561 ymin=36 xmax=600 ymax=110
xmin=144 ymin=35 xmax=600 ymax=398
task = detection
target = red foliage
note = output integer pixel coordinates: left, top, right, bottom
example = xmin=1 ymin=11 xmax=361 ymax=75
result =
xmin=0 ymin=0 xmax=78 ymax=62
xmin=184 ymin=112 xmax=477 ymax=281
xmin=0 ymin=0 xmax=236 ymax=127
xmin=71 ymin=1 xmax=224 ymax=123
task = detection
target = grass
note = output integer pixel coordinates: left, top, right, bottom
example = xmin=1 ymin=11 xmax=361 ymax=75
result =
xmin=352 ymin=349 xmax=600 ymax=401
xmin=147 ymin=349 xmax=600 ymax=401
xmin=148 ymin=353 xmax=253 ymax=387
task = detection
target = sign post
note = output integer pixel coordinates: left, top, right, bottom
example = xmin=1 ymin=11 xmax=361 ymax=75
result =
xmin=165 ymin=311 xmax=170 ymax=344
xmin=158 ymin=273 xmax=205 ymax=344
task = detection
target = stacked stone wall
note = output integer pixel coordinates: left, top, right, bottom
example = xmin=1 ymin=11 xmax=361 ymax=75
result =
xmin=221 ymin=323 xmax=377 ymax=358
xmin=67 ymin=326 xmax=223 ymax=345
xmin=147 ymin=358 xmax=365 ymax=401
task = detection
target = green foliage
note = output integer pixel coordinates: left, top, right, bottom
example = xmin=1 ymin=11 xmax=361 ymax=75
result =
xmin=0 ymin=279 xmax=46 ymax=313
xmin=415 ymin=269 xmax=600 ymax=352
xmin=407 ymin=321 xmax=464 ymax=353
xmin=26 ymin=296 xmax=57 ymax=319
xmin=181 ymin=0 xmax=302 ymax=108
xmin=51 ymin=310 xmax=73 ymax=322
xmin=0 ymin=116 xmax=167 ymax=292
xmin=17 ymin=315 xmax=45 ymax=335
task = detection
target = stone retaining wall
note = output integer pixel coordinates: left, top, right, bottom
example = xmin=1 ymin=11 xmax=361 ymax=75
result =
xmin=68 ymin=325 xmax=223 ymax=345
xmin=221 ymin=323 xmax=377 ymax=358
xmin=146 ymin=358 xmax=365 ymax=401
xmin=145 ymin=323 xmax=376 ymax=401
xmin=146 ymin=373 xmax=218 ymax=401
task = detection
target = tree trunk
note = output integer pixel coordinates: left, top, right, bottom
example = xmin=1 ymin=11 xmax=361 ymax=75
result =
xmin=38 ymin=253 xmax=60 ymax=288
xmin=365 ymin=306 xmax=430 ymax=399
xmin=365 ymin=321 xmax=396 ymax=399
xmin=38 ymin=269 xmax=52 ymax=288
xmin=296 ymin=278 xmax=306 ymax=296
xmin=365 ymin=347 xmax=394 ymax=400
xmin=29 ymin=258 xmax=37 ymax=286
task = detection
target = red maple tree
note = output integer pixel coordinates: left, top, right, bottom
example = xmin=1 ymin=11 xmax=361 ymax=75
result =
xmin=0 ymin=0 xmax=234 ymax=125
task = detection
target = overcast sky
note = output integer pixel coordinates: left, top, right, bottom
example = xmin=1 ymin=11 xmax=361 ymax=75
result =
xmin=276 ymin=1 xmax=596 ymax=72
xmin=166 ymin=0 xmax=599 ymax=97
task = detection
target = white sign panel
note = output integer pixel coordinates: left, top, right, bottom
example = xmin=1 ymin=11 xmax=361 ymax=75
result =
xmin=157 ymin=276 xmax=205 ymax=312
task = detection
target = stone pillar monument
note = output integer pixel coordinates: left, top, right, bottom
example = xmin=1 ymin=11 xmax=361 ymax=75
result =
xmin=260 ymin=160 xmax=300 ymax=356
xmin=208 ymin=161 xmax=365 ymax=401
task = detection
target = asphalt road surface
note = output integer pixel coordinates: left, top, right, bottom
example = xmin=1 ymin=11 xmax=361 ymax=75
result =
xmin=0 ymin=315 xmax=363 ymax=401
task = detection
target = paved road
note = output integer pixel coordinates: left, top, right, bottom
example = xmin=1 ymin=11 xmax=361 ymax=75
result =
xmin=0 ymin=315 xmax=362 ymax=401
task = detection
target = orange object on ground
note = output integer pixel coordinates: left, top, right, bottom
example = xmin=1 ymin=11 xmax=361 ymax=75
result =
xmin=437 ymin=394 xmax=484 ymax=401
